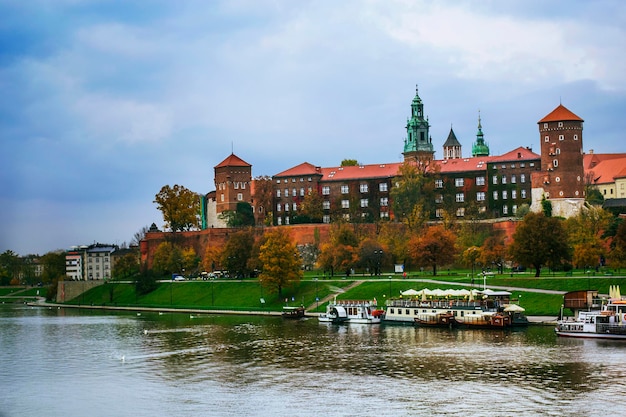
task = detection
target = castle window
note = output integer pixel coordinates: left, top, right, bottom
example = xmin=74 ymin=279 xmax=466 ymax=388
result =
xmin=234 ymin=182 xmax=239 ymax=189
xmin=276 ymin=179 xmax=281 ymax=184
xmin=556 ymin=148 xmax=561 ymax=155
xmin=456 ymin=193 xmax=464 ymax=203
xmin=341 ymin=200 xmax=349 ymax=209
xmin=284 ymin=188 xmax=289 ymax=197
xmin=277 ymin=204 xmax=281 ymax=212
xmin=555 ymin=177 xmax=561 ymax=182
xmin=436 ymin=194 xmax=443 ymax=203
xmin=553 ymin=160 xmax=558 ymax=167
xmin=435 ymin=179 xmax=443 ymax=188
xmin=503 ymin=205 xmax=508 ymax=215
xmin=501 ymin=176 xmax=507 ymax=184
xmin=544 ymin=123 xmax=548 ymax=129
xmin=300 ymin=188 xmax=305 ymax=196
xmin=284 ymin=204 xmax=289 ymax=212
xmin=436 ymin=209 xmax=444 ymax=218
xmin=476 ymin=192 xmax=485 ymax=201
xmin=512 ymin=190 xmax=517 ymax=199
xmin=521 ymin=189 xmax=527 ymax=198
xmin=220 ymin=194 xmax=224 ymax=202
xmin=380 ymin=211 xmax=389 ymax=219
xmin=574 ymin=135 xmax=578 ymax=140
xmin=323 ymin=215 xmax=330 ymax=223
xmin=545 ymin=136 xmax=549 ymax=142
xmin=360 ymin=183 xmax=369 ymax=193
xmin=322 ymin=186 xmax=330 ymax=195
xmin=476 ymin=176 xmax=485 ymax=186
xmin=455 ymin=178 xmax=464 ymax=187
xmin=492 ymin=176 xmax=498 ymax=185
xmin=276 ymin=190 xmax=281 ymax=197
xmin=360 ymin=199 xmax=368 ymax=208
xmin=511 ymin=175 xmax=516 ymax=184
xmin=293 ymin=203 xmax=297 ymax=211
xmin=559 ymin=134 xmax=564 ymax=141
xmin=379 ymin=183 xmax=388 ymax=192
xmin=558 ymin=122 xmax=563 ymax=127
xmin=512 ymin=205 xmax=517 ymax=214
xmin=341 ymin=185 xmax=349 ymax=194
xmin=493 ymin=191 xmax=498 ymax=200
xmin=380 ymin=197 xmax=389 ymax=206
xmin=237 ymin=193 xmax=243 ymax=201
xmin=292 ymin=188 xmax=296 ymax=197
xmin=503 ymin=190 xmax=508 ymax=200
xmin=323 ymin=200 xmax=330 ymax=210
xmin=292 ymin=178 xmax=296 ymax=182
xmin=456 ymin=207 xmax=465 ymax=217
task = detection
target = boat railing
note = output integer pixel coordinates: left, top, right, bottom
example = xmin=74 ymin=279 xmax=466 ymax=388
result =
xmin=386 ymin=299 xmax=483 ymax=309
xmin=334 ymin=300 xmax=377 ymax=307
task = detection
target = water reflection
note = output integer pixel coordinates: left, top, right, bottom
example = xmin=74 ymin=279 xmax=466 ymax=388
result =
xmin=2 ymin=306 xmax=626 ymax=417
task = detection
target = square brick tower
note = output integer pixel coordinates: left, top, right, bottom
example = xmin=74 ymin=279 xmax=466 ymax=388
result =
xmin=533 ymin=104 xmax=585 ymax=217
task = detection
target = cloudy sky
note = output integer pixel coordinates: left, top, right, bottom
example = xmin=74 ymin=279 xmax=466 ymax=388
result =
xmin=2 ymin=0 xmax=625 ymax=256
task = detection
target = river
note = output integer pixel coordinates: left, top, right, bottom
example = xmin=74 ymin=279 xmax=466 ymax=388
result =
xmin=1 ymin=304 xmax=625 ymax=417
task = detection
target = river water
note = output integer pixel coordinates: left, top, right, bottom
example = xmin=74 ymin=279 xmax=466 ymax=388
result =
xmin=2 ymin=304 xmax=625 ymax=417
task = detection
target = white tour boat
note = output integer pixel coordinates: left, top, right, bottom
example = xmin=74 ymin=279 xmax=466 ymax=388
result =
xmin=555 ymin=297 xmax=626 ymax=340
xmin=318 ymin=298 xmax=384 ymax=324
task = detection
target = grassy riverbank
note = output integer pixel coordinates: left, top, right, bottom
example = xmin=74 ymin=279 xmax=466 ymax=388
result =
xmin=55 ymin=273 xmax=626 ymax=317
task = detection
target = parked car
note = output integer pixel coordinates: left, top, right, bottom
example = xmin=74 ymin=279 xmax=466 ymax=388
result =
xmin=172 ymin=275 xmax=185 ymax=281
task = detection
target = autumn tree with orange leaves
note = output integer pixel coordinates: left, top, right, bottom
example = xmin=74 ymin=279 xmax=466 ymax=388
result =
xmin=407 ymin=225 xmax=457 ymax=276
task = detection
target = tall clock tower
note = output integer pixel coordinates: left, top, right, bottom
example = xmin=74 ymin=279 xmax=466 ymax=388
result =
xmin=403 ymin=86 xmax=434 ymax=164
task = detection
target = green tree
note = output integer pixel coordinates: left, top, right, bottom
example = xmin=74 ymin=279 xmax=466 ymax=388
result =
xmin=221 ymin=202 xmax=256 ymax=227
xmin=295 ymin=190 xmax=324 ymax=223
xmin=340 ymin=159 xmax=360 ymax=166
xmin=40 ymin=251 xmax=67 ymax=301
xmin=253 ymin=175 xmax=274 ymax=225
xmin=113 ymin=252 xmax=140 ymax=280
xmin=508 ymin=212 xmax=570 ymax=277
xmin=154 ymin=184 xmax=201 ymax=232
xmin=152 ymin=242 xmax=183 ymax=275
xmin=608 ymin=220 xmax=626 ymax=269
xmin=390 ymin=162 xmax=434 ymax=231
xmin=541 ymin=196 xmax=553 ymax=217
xmin=357 ymin=238 xmax=386 ymax=275
xmin=135 ymin=269 xmax=158 ymax=295
xmin=0 ymin=250 xmax=20 ymax=285
xmin=221 ymin=230 xmax=255 ymax=278
xmin=258 ymin=229 xmax=302 ymax=296
xmin=407 ymin=225 xmax=456 ymax=276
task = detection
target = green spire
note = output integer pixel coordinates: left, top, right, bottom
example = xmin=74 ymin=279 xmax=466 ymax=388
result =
xmin=403 ymin=85 xmax=433 ymax=156
xmin=472 ymin=110 xmax=490 ymax=157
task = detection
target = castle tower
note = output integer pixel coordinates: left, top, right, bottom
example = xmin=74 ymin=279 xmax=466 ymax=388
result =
xmin=214 ymin=153 xmax=252 ymax=215
xmin=535 ymin=104 xmax=585 ymax=217
xmin=443 ymin=126 xmax=462 ymax=159
xmin=403 ymin=85 xmax=434 ymax=164
xmin=472 ymin=111 xmax=490 ymax=157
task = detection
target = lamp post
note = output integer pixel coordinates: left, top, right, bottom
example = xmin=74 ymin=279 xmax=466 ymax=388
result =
xmin=315 ymin=277 xmax=319 ymax=311
xmin=389 ymin=275 xmax=392 ymax=298
xmin=374 ymin=250 xmax=383 ymax=276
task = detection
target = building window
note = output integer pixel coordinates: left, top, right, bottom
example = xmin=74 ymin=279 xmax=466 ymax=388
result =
xmin=360 ymin=183 xmax=368 ymax=193
xmin=574 ymin=134 xmax=578 ymax=140
xmin=544 ymin=136 xmax=549 ymax=142
xmin=343 ymin=213 xmax=350 ymax=221
xmin=277 ymin=204 xmax=281 ymax=212
xmin=292 ymin=203 xmax=297 ymax=211
xmin=323 ymin=200 xmax=330 ymax=210
xmin=476 ymin=176 xmax=485 ymax=186
xmin=435 ymin=194 xmax=443 ymax=204
xmin=300 ymin=188 xmax=305 ymax=196
xmin=456 ymin=193 xmax=464 ymax=203
xmin=220 ymin=194 xmax=224 ymax=202
xmin=276 ymin=190 xmax=281 ymax=198
xmin=559 ymin=134 xmax=564 ymax=141
xmin=558 ymin=122 xmax=563 ymax=127
xmin=476 ymin=192 xmax=485 ymax=201
xmin=380 ymin=211 xmax=389 ymax=219
xmin=379 ymin=183 xmax=388 ymax=192
xmin=276 ymin=179 xmax=281 ymax=184
xmin=322 ymin=186 xmax=330 ymax=195
xmin=455 ymin=178 xmax=464 ymax=187
xmin=380 ymin=197 xmax=389 ymax=207
xmin=512 ymin=205 xmax=517 ymax=214
xmin=360 ymin=199 xmax=368 ymax=208
xmin=323 ymin=215 xmax=330 ymax=224
xmin=553 ymin=159 xmax=558 ymax=168
xmin=285 ymin=216 xmax=290 ymax=225
xmin=544 ymin=123 xmax=548 ymax=129
xmin=234 ymin=182 xmax=239 ymax=189
xmin=503 ymin=205 xmax=509 ymax=215
xmin=435 ymin=179 xmax=443 ymax=188
xmin=436 ymin=209 xmax=444 ymax=218
xmin=493 ymin=191 xmax=498 ymax=201
xmin=292 ymin=188 xmax=297 ymax=197
xmin=341 ymin=185 xmax=349 ymax=194
xmin=284 ymin=204 xmax=289 ymax=212
xmin=503 ymin=190 xmax=508 ymax=200
xmin=284 ymin=188 xmax=289 ymax=197
xmin=341 ymin=200 xmax=349 ymax=209
xmin=521 ymin=189 xmax=527 ymax=199
xmin=520 ymin=174 xmax=526 ymax=183
xmin=501 ymin=175 xmax=507 ymax=184
xmin=456 ymin=207 xmax=465 ymax=217
xmin=511 ymin=175 xmax=516 ymax=184
xmin=492 ymin=175 xmax=498 ymax=185
xmin=237 ymin=193 xmax=243 ymax=201
xmin=512 ymin=190 xmax=517 ymax=199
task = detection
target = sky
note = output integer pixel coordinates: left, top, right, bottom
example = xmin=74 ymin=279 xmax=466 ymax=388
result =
xmin=1 ymin=0 xmax=626 ymax=256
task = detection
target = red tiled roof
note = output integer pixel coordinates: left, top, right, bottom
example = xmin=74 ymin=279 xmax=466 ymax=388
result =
xmin=319 ymin=163 xmax=403 ymax=180
xmin=538 ymin=104 xmax=584 ymax=123
xmin=583 ymin=152 xmax=626 ymax=170
xmin=490 ymin=146 xmax=541 ymax=162
xmin=215 ymin=153 xmax=251 ymax=168
xmin=436 ymin=157 xmax=495 ymax=174
xmin=586 ymin=156 xmax=626 ymax=185
xmin=274 ymin=162 xmax=321 ymax=177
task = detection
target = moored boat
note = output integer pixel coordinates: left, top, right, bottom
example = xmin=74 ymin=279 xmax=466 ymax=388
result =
xmin=318 ymin=298 xmax=383 ymax=324
xmin=555 ymin=297 xmax=626 ymax=340
xmin=282 ymin=306 xmax=306 ymax=319
xmin=385 ymin=288 xmax=527 ymax=328
xmin=414 ymin=311 xmax=456 ymax=328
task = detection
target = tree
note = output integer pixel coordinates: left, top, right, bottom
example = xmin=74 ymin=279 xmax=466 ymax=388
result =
xmin=40 ymin=251 xmax=67 ymax=301
xmin=154 ymin=184 xmax=201 ymax=232
xmin=220 ymin=202 xmax=256 ymax=227
xmin=508 ymin=212 xmax=570 ymax=277
xmin=390 ymin=162 xmax=434 ymax=231
xmin=131 ymin=225 xmax=150 ymax=246
xmin=221 ymin=230 xmax=255 ymax=278
xmin=0 ymin=250 xmax=20 ymax=285
xmin=608 ymin=220 xmax=626 ymax=269
xmin=541 ymin=196 xmax=553 ymax=217
xmin=253 ymin=175 xmax=274 ymax=225
xmin=295 ymin=190 xmax=324 ymax=223
xmin=152 ymin=242 xmax=183 ymax=275
xmin=565 ymin=206 xmax=611 ymax=269
xmin=113 ymin=253 xmax=140 ymax=280
xmin=202 ymin=245 xmax=224 ymax=273
xmin=357 ymin=238 xmax=386 ymax=275
xmin=407 ymin=225 xmax=456 ymax=276
xmin=181 ymin=246 xmax=201 ymax=275
xmin=341 ymin=159 xmax=360 ymax=166
xmin=258 ymin=229 xmax=302 ymax=296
